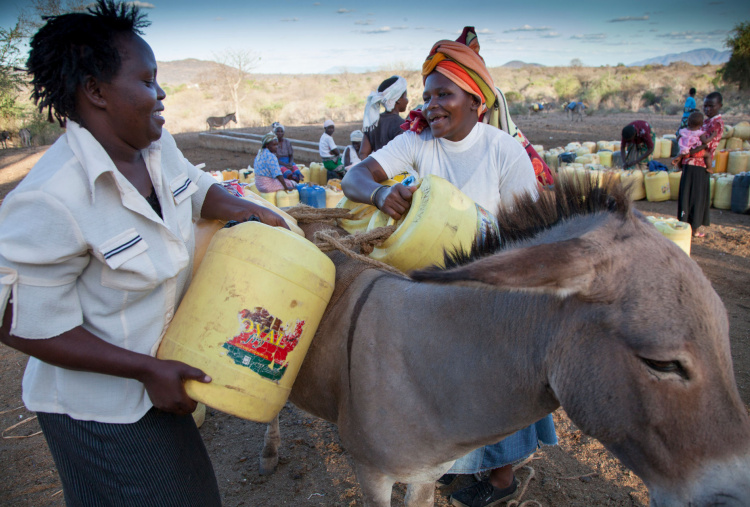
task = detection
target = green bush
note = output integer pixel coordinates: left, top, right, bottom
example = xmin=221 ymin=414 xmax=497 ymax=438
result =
xmin=504 ymin=91 xmax=523 ymax=103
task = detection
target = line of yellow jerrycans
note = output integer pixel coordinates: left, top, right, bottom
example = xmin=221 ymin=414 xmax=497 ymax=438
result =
xmin=159 ymin=172 xmax=498 ymax=424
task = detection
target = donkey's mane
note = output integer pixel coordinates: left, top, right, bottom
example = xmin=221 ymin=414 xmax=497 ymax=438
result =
xmin=426 ymin=175 xmax=632 ymax=273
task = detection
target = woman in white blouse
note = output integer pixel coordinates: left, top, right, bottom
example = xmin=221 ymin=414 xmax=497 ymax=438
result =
xmin=0 ymin=2 xmax=286 ymax=505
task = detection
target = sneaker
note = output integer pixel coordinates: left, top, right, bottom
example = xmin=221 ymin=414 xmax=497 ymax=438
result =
xmin=450 ymin=477 xmax=519 ymax=507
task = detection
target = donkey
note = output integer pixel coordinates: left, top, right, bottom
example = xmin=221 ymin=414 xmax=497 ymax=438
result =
xmin=0 ymin=130 xmax=11 ymax=149
xmin=260 ymin=177 xmax=750 ymax=506
xmin=565 ymin=101 xmax=586 ymax=122
xmin=18 ymin=128 xmax=31 ymax=147
xmin=206 ymin=112 xmax=237 ymax=130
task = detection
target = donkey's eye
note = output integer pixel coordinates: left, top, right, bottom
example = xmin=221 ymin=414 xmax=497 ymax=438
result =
xmin=641 ymin=358 xmax=688 ymax=379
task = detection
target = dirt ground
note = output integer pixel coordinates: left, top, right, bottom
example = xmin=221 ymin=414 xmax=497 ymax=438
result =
xmin=1 ymin=111 xmax=749 ymax=506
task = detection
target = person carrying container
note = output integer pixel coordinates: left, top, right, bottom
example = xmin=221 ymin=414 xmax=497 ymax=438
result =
xmin=0 ymin=2 xmax=288 ymax=505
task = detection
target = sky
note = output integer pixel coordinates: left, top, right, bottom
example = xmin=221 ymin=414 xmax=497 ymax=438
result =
xmin=0 ymin=0 xmax=746 ymax=74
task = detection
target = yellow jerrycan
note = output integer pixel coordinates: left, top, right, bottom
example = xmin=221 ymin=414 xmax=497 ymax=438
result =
xmin=713 ymin=175 xmax=734 ymax=209
xmin=335 ymin=177 xmax=404 ymax=234
xmin=727 ymin=151 xmax=749 ymax=175
xmin=598 ymin=150 xmax=613 ymax=167
xmin=713 ymin=150 xmax=728 ymax=173
xmin=645 ymin=171 xmax=670 ymax=202
xmin=259 ymin=191 xmax=277 ymax=206
xmin=158 ymin=222 xmax=336 ymax=423
xmin=325 ymin=188 xmax=344 ymax=208
xmin=621 ymin=170 xmax=646 ymax=200
xmin=366 ymin=175 xmax=497 ymax=272
xmin=275 ymin=189 xmax=300 ymax=208
xmin=647 ymin=216 xmax=691 ymax=256
xmin=668 ymin=172 xmax=682 ymax=200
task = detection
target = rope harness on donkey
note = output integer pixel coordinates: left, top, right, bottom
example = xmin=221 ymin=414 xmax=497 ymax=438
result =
xmin=285 ymin=205 xmax=407 ymax=277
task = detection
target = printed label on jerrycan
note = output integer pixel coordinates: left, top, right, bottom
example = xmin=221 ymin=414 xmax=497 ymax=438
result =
xmin=222 ymin=307 xmax=305 ymax=382
xmin=475 ymin=204 xmax=499 ymax=242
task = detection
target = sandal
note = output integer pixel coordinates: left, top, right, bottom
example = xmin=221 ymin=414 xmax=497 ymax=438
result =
xmin=693 ymin=231 xmax=706 ymax=238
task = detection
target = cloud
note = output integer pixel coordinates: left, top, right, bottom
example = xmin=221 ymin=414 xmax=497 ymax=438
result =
xmin=362 ymin=26 xmax=392 ymax=34
xmin=570 ymin=33 xmax=607 ymax=40
xmin=656 ymin=30 xmax=725 ymax=41
xmin=608 ymin=15 xmax=649 ymax=22
xmin=281 ymin=17 xmax=299 ymax=22
xmin=125 ymin=1 xmax=154 ymax=7
xmin=504 ymin=25 xmax=552 ymax=33
xmin=354 ymin=19 xmax=373 ymax=25
xmin=477 ymin=28 xmax=494 ymax=34
xmin=540 ymin=31 xmax=561 ymax=38
xmin=337 ymin=8 xmax=352 ymax=14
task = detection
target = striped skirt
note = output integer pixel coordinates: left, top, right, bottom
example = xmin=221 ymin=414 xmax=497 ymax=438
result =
xmin=37 ymin=408 xmax=221 ymax=507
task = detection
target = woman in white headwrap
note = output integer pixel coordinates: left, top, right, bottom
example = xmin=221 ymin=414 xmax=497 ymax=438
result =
xmin=344 ymin=130 xmax=363 ymax=169
xmin=359 ymin=75 xmax=408 ymax=159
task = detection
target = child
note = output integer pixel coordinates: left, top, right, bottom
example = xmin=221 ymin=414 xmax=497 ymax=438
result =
xmin=343 ymin=130 xmax=363 ymax=170
xmin=673 ymin=111 xmax=712 ymax=172
xmin=318 ymin=120 xmax=345 ymax=180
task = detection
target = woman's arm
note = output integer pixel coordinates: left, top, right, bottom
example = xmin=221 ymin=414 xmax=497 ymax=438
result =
xmin=200 ymin=184 xmax=289 ymax=228
xmin=359 ymin=135 xmax=373 ymax=159
xmin=275 ymin=175 xmax=292 ymax=191
xmin=341 ymin=158 xmax=415 ymax=220
xmin=0 ymin=304 xmax=208 ymax=416
xmin=343 ymin=147 xmax=352 ymax=167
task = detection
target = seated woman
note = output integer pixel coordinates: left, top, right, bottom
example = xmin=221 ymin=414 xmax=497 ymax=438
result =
xmin=271 ymin=122 xmax=301 ymax=182
xmin=359 ymin=75 xmax=409 ymax=159
xmin=341 ymin=26 xmax=556 ymax=507
xmin=343 ymin=130 xmax=363 ymax=169
xmin=254 ymin=132 xmax=298 ymax=193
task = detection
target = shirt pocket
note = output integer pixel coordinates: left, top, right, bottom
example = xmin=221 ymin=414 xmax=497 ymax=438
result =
xmin=170 ymin=173 xmax=199 ymax=241
xmin=98 ymin=228 xmax=158 ymax=292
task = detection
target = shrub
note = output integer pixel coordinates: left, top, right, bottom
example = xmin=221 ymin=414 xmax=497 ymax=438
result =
xmin=504 ymin=91 xmax=522 ymax=103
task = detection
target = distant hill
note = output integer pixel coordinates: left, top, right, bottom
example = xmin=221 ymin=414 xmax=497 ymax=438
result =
xmin=629 ymin=48 xmax=730 ymax=67
xmin=502 ymin=60 xmax=544 ymax=68
xmin=157 ymin=59 xmax=233 ymax=85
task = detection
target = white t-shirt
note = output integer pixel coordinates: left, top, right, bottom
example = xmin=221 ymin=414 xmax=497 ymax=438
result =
xmin=344 ymin=145 xmax=361 ymax=168
xmin=319 ymin=132 xmax=338 ymax=158
xmin=371 ymin=123 xmax=537 ymax=213
xmin=0 ymin=121 xmax=216 ymax=423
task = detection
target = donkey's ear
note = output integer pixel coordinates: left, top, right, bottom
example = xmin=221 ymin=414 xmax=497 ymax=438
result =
xmin=411 ymin=238 xmax=599 ymax=298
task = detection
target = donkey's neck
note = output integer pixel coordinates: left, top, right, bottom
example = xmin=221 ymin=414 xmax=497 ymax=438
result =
xmin=384 ymin=278 xmax=563 ymax=447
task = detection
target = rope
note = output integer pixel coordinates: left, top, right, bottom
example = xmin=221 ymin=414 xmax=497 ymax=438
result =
xmin=285 ymin=205 xmax=353 ymax=224
xmin=2 ymin=415 xmax=42 ymax=439
xmin=507 ymin=465 xmax=540 ymax=507
xmin=312 ymin=228 xmax=407 ymax=277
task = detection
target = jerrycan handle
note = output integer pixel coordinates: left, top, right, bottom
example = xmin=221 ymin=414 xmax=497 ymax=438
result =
xmin=348 ymin=203 xmax=372 ymax=218
xmin=224 ymin=215 xmax=260 ymax=228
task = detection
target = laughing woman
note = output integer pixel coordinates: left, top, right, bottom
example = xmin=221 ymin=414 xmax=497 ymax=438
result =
xmin=341 ymin=27 xmax=556 ymax=507
xmin=0 ymin=2 xmax=287 ymax=505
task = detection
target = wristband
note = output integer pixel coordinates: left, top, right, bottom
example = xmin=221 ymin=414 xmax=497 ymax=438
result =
xmin=370 ymin=185 xmax=387 ymax=206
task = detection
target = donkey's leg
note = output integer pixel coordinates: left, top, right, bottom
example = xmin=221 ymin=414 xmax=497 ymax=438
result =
xmin=258 ymin=414 xmax=280 ymax=475
xmin=354 ymin=462 xmax=394 ymax=507
xmin=404 ymin=482 xmax=435 ymax=506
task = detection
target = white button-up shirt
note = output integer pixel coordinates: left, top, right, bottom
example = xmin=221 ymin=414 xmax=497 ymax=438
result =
xmin=0 ymin=121 xmax=216 ymax=423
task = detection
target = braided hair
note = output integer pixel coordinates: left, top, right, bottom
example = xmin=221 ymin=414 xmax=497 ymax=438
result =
xmin=26 ymin=0 xmax=150 ymax=126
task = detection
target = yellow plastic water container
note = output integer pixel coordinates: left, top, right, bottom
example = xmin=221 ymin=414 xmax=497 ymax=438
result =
xmin=366 ymin=175 xmax=497 ymax=272
xmin=575 ymin=147 xmax=591 ymax=157
xmin=713 ymin=175 xmax=734 ymax=209
xmin=647 ymin=216 xmax=692 ymax=256
xmin=596 ymin=140 xmax=612 ymax=152
xmin=621 ymin=170 xmax=646 ymax=200
xmin=209 ymin=170 xmax=223 ymax=182
xmin=575 ymin=155 xmax=592 ymax=165
xmin=543 ymin=152 xmax=560 ymax=172
xmin=192 ymin=403 xmax=206 ymax=428
xmin=327 ymin=178 xmax=342 ymax=191
xmin=275 ymin=190 xmax=300 ymax=208
xmin=325 ymin=188 xmax=344 ymax=208
xmin=719 ymin=139 xmax=727 ymax=150
xmin=239 ymin=169 xmax=254 ymax=184
xmin=565 ymin=142 xmax=582 ymax=151
xmin=661 ymin=138 xmax=673 ymax=159
xmin=734 ymin=121 xmax=750 ymax=140
xmin=532 ymin=144 xmax=544 ymax=153
xmin=310 ymin=162 xmax=327 ymax=185
xmin=713 ymin=150 xmax=728 ymax=173
xmin=223 ymin=170 xmax=239 ymax=181
xmin=259 ymin=191 xmax=277 ymax=206
xmin=299 ymin=165 xmax=310 ymax=183
xmin=668 ymin=172 xmax=682 ymax=200
xmin=335 ymin=179 xmax=401 ymax=234
xmin=727 ymin=151 xmax=749 ymax=175
xmin=645 ymin=171 xmax=670 ymax=202
xmin=247 ymin=182 xmax=260 ymax=196
xmin=157 ymin=222 xmax=336 ymax=423
xmin=722 ymin=125 xmax=734 ymax=139
xmin=727 ymin=138 xmax=744 ymax=151
xmin=241 ymin=190 xmax=305 ymax=237
xmin=710 ymin=177 xmax=716 ymax=206
xmin=582 ymin=141 xmax=597 ymax=154
xmin=599 ymin=150 xmax=613 ymax=167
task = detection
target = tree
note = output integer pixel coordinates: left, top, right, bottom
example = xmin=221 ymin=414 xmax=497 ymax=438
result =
xmin=569 ymin=58 xmax=584 ymax=68
xmin=0 ymin=23 xmax=26 ymax=123
xmin=212 ymin=50 xmax=260 ymax=127
xmin=721 ymin=21 xmax=750 ymax=90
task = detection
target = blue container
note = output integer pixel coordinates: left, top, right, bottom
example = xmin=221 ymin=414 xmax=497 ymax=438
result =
xmin=559 ymin=152 xmax=576 ymax=164
xmin=730 ymin=172 xmax=750 ymax=214
xmin=298 ymin=184 xmax=327 ymax=208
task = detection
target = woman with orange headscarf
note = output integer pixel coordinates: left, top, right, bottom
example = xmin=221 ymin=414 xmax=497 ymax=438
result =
xmin=342 ymin=27 xmax=556 ymax=507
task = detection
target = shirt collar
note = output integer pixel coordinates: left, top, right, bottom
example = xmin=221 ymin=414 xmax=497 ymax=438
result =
xmin=65 ymin=120 xmax=162 ymax=203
